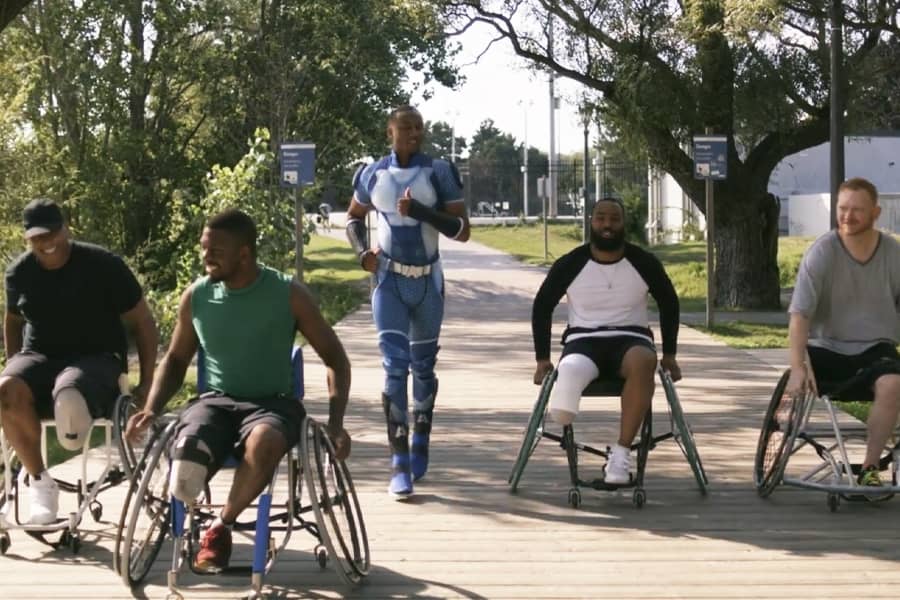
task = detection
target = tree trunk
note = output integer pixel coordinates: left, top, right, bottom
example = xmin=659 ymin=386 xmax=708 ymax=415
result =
xmin=711 ymin=184 xmax=781 ymax=309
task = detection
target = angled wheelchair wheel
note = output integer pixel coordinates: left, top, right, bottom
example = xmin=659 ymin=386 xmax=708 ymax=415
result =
xmin=112 ymin=393 xmax=141 ymax=480
xmin=0 ymin=448 xmax=18 ymax=514
xmin=661 ymin=370 xmax=708 ymax=494
xmin=301 ymin=418 xmax=369 ymax=586
xmin=509 ymin=369 xmax=557 ymax=492
xmin=114 ymin=420 xmax=175 ymax=586
xmin=754 ymin=369 xmax=811 ymax=498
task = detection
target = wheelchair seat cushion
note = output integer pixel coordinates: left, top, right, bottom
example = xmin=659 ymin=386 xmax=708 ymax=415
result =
xmin=582 ymin=378 xmax=625 ymax=397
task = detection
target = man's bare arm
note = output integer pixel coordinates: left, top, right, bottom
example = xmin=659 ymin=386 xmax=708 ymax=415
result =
xmin=3 ymin=310 xmax=24 ymax=358
xmin=121 ymin=297 xmax=159 ymax=398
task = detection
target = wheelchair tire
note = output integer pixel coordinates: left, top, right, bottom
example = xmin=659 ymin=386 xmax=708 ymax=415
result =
xmin=114 ymin=420 xmax=175 ymax=586
xmin=661 ymin=370 xmax=708 ymax=495
xmin=509 ymin=370 xmax=556 ymax=492
xmin=300 ymin=418 xmax=369 ymax=586
xmin=754 ymin=369 xmax=810 ymax=497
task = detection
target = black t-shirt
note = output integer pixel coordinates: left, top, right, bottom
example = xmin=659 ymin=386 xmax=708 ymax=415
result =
xmin=5 ymin=241 xmax=143 ymax=361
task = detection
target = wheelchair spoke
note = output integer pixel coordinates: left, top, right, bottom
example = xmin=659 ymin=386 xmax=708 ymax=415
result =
xmin=301 ymin=418 xmax=369 ymax=585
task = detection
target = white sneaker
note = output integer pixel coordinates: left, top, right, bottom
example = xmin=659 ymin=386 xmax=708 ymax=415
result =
xmin=22 ymin=471 xmax=59 ymax=525
xmin=604 ymin=445 xmax=632 ymax=485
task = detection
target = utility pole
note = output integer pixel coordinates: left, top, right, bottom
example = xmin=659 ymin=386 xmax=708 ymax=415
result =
xmin=548 ymin=15 xmax=557 ymax=219
xmin=519 ymin=100 xmax=530 ymax=217
xmin=829 ymin=0 xmax=845 ymax=228
xmin=581 ymin=103 xmax=591 ymax=243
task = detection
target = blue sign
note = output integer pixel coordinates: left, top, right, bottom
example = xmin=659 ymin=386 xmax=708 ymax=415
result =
xmin=693 ymin=135 xmax=728 ymax=180
xmin=279 ymin=142 xmax=316 ymax=187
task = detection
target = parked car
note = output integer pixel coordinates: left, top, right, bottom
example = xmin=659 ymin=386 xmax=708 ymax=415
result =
xmin=472 ymin=201 xmax=509 ymax=217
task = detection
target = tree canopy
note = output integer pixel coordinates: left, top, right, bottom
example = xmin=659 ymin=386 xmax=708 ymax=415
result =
xmin=0 ymin=0 xmax=458 ymax=280
xmin=437 ymin=0 xmax=900 ymax=308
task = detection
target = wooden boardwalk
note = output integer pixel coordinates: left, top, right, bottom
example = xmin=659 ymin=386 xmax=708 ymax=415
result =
xmin=2 ymin=239 xmax=899 ymax=599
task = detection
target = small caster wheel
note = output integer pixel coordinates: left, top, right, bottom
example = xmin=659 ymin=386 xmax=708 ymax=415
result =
xmin=315 ymin=545 xmax=328 ymax=569
xmin=70 ymin=533 xmax=81 ymax=554
xmin=633 ymin=488 xmax=646 ymax=508
xmin=0 ymin=533 xmax=10 ymax=555
xmin=90 ymin=501 xmax=103 ymax=522
xmin=827 ymin=493 xmax=839 ymax=512
xmin=568 ymin=488 xmax=581 ymax=508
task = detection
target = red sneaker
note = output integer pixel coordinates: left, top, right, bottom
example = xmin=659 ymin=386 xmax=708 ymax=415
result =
xmin=194 ymin=523 xmax=232 ymax=572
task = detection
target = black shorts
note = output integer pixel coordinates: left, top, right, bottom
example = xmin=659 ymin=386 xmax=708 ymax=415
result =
xmin=808 ymin=343 xmax=900 ymax=401
xmin=172 ymin=392 xmax=307 ymax=473
xmin=0 ymin=351 xmax=122 ymax=419
xmin=561 ymin=335 xmax=656 ymax=380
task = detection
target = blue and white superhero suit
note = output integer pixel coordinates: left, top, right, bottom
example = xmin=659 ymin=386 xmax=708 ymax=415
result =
xmin=353 ymin=151 xmax=464 ymax=480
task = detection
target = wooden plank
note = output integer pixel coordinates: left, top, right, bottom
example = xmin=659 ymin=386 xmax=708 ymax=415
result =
xmin=2 ymin=237 xmax=898 ymax=599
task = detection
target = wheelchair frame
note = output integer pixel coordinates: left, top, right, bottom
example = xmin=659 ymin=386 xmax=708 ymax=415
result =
xmin=0 ymin=379 xmax=137 ymax=555
xmin=754 ymin=368 xmax=900 ymax=511
xmin=113 ymin=347 xmax=369 ymax=599
xmin=509 ymin=365 xmax=707 ymax=508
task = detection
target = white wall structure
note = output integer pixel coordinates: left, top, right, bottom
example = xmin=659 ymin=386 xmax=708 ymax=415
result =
xmin=788 ymin=194 xmax=830 ymax=236
xmin=769 ymin=135 xmax=900 ymax=198
xmin=789 ymin=192 xmax=900 ymax=237
xmin=647 ymin=167 xmax=705 ymax=245
xmin=648 ymin=134 xmax=900 ymax=244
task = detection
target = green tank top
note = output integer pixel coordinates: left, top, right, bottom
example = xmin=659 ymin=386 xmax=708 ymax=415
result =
xmin=191 ymin=266 xmax=296 ymax=398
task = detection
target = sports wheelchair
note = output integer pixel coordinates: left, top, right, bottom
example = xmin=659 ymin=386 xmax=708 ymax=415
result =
xmin=754 ymin=366 xmax=900 ymax=511
xmin=509 ymin=365 xmax=707 ymax=508
xmin=0 ymin=375 xmax=139 ymax=555
xmin=113 ymin=347 xmax=369 ymax=599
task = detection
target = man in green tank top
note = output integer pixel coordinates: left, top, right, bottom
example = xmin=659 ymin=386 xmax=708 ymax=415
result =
xmin=126 ymin=209 xmax=351 ymax=572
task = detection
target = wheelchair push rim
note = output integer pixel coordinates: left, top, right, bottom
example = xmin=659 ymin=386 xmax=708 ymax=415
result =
xmin=300 ymin=418 xmax=369 ymax=585
xmin=754 ymin=369 xmax=810 ymax=497
xmin=661 ymin=369 xmax=708 ymax=494
xmin=509 ymin=369 xmax=556 ymax=492
xmin=114 ymin=420 xmax=175 ymax=586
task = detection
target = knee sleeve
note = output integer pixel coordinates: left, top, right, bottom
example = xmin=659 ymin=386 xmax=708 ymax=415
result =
xmin=411 ymin=340 xmax=439 ymax=414
xmin=550 ymin=354 xmax=600 ymax=421
xmin=54 ymin=387 xmax=93 ymax=451
xmin=380 ymin=331 xmax=411 ymax=400
xmin=382 ymin=393 xmax=409 ymax=453
xmin=169 ymin=437 xmax=212 ymax=505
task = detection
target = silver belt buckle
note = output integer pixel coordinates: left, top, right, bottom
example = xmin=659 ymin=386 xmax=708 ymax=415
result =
xmin=393 ymin=262 xmax=429 ymax=278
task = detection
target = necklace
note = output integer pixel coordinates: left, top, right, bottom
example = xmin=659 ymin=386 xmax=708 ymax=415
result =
xmin=597 ymin=261 xmax=620 ymax=290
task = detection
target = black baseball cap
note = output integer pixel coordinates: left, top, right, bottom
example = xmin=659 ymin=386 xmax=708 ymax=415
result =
xmin=23 ymin=199 xmax=64 ymax=239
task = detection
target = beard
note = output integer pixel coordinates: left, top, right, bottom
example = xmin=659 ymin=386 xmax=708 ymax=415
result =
xmin=590 ymin=228 xmax=625 ymax=251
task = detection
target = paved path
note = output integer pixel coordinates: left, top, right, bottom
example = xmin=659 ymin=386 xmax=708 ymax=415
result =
xmin=1 ymin=238 xmax=898 ymax=599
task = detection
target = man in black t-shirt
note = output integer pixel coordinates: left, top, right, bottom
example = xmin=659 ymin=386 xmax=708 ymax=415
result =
xmin=0 ymin=199 xmax=158 ymax=524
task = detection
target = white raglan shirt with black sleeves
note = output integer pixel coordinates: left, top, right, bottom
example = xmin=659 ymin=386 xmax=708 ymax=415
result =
xmin=532 ymin=243 xmax=680 ymax=361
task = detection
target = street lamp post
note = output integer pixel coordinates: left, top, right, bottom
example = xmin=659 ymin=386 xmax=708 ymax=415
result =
xmin=518 ymin=99 xmax=532 ymax=217
xmin=579 ymin=101 xmax=592 ymax=243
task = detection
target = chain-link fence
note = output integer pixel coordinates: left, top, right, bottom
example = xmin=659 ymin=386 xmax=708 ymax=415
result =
xmin=456 ymin=158 xmax=649 ymax=221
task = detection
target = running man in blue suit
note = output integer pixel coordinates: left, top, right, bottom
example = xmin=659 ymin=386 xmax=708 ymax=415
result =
xmin=346 ymin=105 xmax=470 ymax=499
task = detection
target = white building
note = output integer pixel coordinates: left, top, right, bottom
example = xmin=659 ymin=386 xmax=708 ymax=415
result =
xmin=648 ymin=134 xmax=900 ymax=243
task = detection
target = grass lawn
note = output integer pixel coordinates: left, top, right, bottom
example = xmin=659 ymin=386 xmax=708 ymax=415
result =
xmin=696 ymin=321 xmax=789 ymax=349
